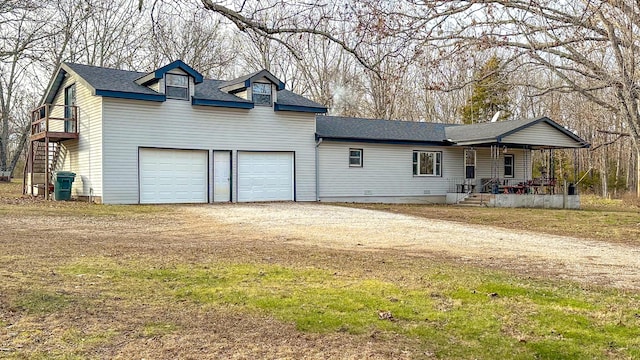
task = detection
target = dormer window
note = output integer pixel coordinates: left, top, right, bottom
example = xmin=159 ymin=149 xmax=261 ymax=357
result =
xmin=252 ymin=83 xmax=272 ymax=105
xmin=166 ymin=73 xmax=189 ymax=100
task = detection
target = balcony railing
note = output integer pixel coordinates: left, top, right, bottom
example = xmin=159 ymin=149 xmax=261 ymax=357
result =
xmin=30 ymin=104 xmax=78 ymax=140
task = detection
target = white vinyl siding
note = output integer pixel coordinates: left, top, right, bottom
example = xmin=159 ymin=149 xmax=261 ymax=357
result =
xmin=502 ymin=122 xmax=584 ymax=148
xmin=473 ymin=148 xmax=531 ymax=180
xmin=101 ymin=100 xmax=315 ymax=204
xmin=319 ymin=142 xmax=460 ymax=199
xmin=319 ymin=143 xmax=532 ymax=201
xmin=52 ymin=74 xmax=103 ymax=199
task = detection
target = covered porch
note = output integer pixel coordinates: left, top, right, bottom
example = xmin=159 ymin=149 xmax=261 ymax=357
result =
xmin=442 ymin=117 xmax=590 ymax=208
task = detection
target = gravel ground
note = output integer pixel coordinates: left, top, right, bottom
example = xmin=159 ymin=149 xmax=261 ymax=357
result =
xmin=188 ymin=203 xmax=640 ymax=289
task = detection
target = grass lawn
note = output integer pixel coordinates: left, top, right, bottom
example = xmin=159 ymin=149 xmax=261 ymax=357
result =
xmin=1 ymin=180 xmax=639 ymax=359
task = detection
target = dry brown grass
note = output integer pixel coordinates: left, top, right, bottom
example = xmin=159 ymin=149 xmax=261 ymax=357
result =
xmin=338 ymin=195 xmax=640 ymax=246
xmin=2 ymin=181 xmax=640 ymax=359
xmin=0 ymin=181 xmax=425 ymax=359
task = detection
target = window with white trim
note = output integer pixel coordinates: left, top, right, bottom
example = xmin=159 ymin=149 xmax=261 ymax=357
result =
xmin=504 ymin=154 xmax=514 ymax=178
xmin=349 ymin=148 xmax=363 ymax=167
xmin=413 ymin=151 xmax=442 ymax=176
xmin=165 ymin=74 xmax=189 ymax=100
xmin=252 ymin=83 xmax=272 ymax=105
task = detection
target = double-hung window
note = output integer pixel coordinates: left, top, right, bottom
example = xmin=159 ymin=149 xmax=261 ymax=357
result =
xmin=413 ymin=151 xmax=442 ymax=176
xmin=504 ymin=154 xmax=514 ymax=178
xmin=349 ymin=148 xmax=363 ymax=167
xmin=252 ymin=83 xmax=272 ymax=105
xmin=165 ymin=74 xmax=189 ymax=100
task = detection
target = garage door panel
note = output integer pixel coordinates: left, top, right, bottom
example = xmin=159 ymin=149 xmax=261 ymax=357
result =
xmin=238 ymin=152 xmax=294 ymax=202
xmin=139 ymin=148 xmax=208 ymax=204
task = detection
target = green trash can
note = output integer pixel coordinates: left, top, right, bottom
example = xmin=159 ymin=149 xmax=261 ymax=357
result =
xmin=54 ymin=171 xmax=76 ymax=201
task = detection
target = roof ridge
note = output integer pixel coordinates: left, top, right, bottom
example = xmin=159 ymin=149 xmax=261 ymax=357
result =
xmin=62 ymin=62 xmax=304 ymax=87
xmin=318 ymin=115 xmax=449 ymax=126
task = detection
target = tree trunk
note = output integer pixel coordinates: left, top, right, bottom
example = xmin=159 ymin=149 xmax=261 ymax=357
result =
xmin=8 ymin=124 xmax=30 ymax=176
xmin=615 ymin=141 xmax=621 ymax=197
xmin=601 ymin=149 xmax=608 ymax=198
xmin=0 ymin=136 xmax=6 ymax=172
xmin=636 ymin=145 xmax=640 ymax=198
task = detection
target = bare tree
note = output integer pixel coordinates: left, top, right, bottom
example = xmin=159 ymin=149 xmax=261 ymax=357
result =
xmin=188 ymin=0 xmax=640 ymax=195
xmin=0 ymin=1 xmax=59 ymax=177
xmin=70 ymin=0 xmax=145 ymax=69
xmin=148 ymin=3 xmax=235 ymax=78
xmin=457 ymin=0 xmax=640 ymax=196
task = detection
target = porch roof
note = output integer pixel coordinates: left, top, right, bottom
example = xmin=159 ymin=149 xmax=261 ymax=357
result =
xmin=316 ymin=116 xmax=590 ymax=149
xmin=444 ymin=117 xmax=590 ymax=149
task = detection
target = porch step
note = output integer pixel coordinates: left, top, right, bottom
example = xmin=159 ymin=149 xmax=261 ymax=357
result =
xmin=457 ymin=193 xmax=493 ymax=207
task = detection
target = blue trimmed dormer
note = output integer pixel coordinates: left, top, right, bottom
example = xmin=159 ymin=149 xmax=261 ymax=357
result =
xmin=219 ymin=69 xmax=285 ymax=107
xmin=57 ymin=61 xmax=327 ymax=112
xmin=135 ymin=60 xmax=203 ymax=101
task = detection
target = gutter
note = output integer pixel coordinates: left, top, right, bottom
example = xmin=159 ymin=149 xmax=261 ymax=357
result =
xmin=315 ymin=137 xmax=323 ymax=201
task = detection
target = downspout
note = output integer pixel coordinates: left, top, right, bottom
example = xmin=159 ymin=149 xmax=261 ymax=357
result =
xmin=315 ymin=137 xmax=323 ymax=201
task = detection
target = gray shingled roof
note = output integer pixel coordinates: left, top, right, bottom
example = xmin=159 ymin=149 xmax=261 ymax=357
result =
xmin=62 ymin=62 xmax=325 ymax=109
xmin=193 ymin=79 xmax=252 ymax=104
xmin=317 ymin=116 xmax=589 ymax=148
xmin=218 ymin=69 xmax=263 ymax=89
xmin=65 ymin=63 xmax=158 ymax=95
xmin=277 ymin=90 xmax=326 ymax=109
xmin=445 ymin=117 xmax=541 ymax=142
xmin=444 ymin=116 xmax=588 ymax=147
xmin=316 ymin=116 xmax=450 ymax=143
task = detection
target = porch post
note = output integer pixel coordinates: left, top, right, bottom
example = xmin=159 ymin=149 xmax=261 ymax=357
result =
xmin=44 ymin=137 xmax=49 ymax=200
xmin=29 ymin=142 xmax=34 ymax=196
xmin=563 ymin=179 xmax=568 ymax=209
xmin=524 ymin=146 xmax=529 ymax=184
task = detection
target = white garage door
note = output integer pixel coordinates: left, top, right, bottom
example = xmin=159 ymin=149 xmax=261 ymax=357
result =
xmin=139 ymin=148 xmax=208 ymax=204
xmin=238 ymin=152 xmax=294 ymax=202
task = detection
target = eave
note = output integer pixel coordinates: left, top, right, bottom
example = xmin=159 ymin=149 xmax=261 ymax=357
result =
xmin=274 ymin=103 xmax=327 ymax=113
xmin=316 ymin=135 xmax=450 ymax=147
xmin=94 ymin=89 xmax=166 ymax=102
xmin=192 ymin=98 xmax=254 ymax=109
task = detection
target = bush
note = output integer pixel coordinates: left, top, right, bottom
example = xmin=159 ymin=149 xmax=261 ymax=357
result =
xmin=621 ymin=192 xmax=640 ymax=207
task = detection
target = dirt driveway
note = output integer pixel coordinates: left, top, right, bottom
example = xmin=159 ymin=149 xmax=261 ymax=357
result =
xmin=187 ymin=203 xmax=640 ymax=289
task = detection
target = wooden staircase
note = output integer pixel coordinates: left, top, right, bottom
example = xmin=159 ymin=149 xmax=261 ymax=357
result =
xmin=23 ymin=103 xmax=78 ymax=199
xmin=457 ymin=193 xmax=493 ymax=207
xmin=33 ymin=141 xmax=61 ymax=173
xmin=23 ymin=141 xmax=63 ymax=198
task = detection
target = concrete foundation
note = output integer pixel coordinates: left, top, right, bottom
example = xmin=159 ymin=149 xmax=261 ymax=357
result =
xmin=447 ymin=193 xmax=580 ymax=209
xmin=490 ymin=194 xmax=580 ymax=209
xmin=320 ymin=195 xmax=446 ymax=204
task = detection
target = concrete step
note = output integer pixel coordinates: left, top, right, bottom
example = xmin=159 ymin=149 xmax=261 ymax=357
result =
xmin=457 ymin=194 xmax=493 ymax=207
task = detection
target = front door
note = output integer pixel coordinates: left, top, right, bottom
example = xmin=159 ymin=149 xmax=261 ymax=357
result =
xmin=213 ymin=151 xmax=231 ymax=202
xmin=465 ymin=149 xmax=476 ymax=179
xmin=64 ymin=84 xmax=76 ymax=132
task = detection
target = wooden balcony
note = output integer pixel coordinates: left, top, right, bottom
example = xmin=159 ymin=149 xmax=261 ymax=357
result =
xmin=30 ymin=104 xmax=79 ymax=142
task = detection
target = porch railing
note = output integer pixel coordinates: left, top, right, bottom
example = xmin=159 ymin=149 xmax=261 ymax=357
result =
xmin=447 ymin=177 xmax=559 ymax=194
xmin=31 ymin=104 xmax=78 ymax=137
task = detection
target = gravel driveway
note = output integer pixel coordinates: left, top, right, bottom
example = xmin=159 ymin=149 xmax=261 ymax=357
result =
xmin=187 ymin=203 xmax=640 ymax=289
